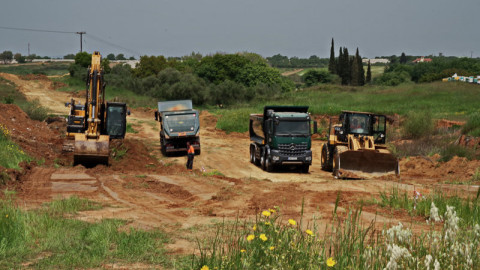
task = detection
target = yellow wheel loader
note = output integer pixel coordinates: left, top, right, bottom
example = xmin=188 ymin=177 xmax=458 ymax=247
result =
xmin=320 ymin=111 xmax=399 ymax=179
xmin=65 ymin=51 xmax=128 ymax=165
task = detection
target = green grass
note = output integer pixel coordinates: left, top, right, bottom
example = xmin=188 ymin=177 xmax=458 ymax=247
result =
xmin=0 ymin=62 xmax=69 ymax=76
xmin=0 ymin=124 xmax=31 ymax=169
xmin=126 ymin=123 xmax=139 ymax=134
xmin=0 ymin=193 xmax=171 ymax=269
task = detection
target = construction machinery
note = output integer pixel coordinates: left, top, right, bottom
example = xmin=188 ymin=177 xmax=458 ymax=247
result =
xmin=154 ymin=100 xmax=200 ymax=156
xmin=320 ymin=111 xmax=399 ymax=179
xmin=66 ymin=51 xmax=128 ymax=165
xmin=249 ymin=106 xmax=317 ymax=173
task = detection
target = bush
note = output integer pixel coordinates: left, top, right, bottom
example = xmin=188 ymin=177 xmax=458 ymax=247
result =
xmin=462 ymin=112 xmax=480 ymax=137
xmin=402 ymin=111 xmax=434 ymax=139
xmin=302 ymin=69 xmax=333 ymax=86
xmin=439 ymin=144 xmax=476 ymax=162
xmin=375 ymin=71 xmax=411 ymax=86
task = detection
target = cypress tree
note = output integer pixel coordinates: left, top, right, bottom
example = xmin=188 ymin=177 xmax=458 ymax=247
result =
xmin=366 ymin=60 xmax=372 ymax=83
xmin=328 ymin=38 xmax=336 ymax=74
xmin=356 ymin=48 xmax=365 ymax=86
xmin=351 ymin=55 xmax=359 ymax=86
xmin=341 ymin=47 xmax=350 ymax=85
xmin=400 ymin=52 xmax=407 ymax=64
xmin=337 ymin=47 xmax=343 ymax=76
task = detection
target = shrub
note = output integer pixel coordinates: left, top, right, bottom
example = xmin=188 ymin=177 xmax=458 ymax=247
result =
xmin=374 ymin=71 xmax=411 ymax=86
xmin=302 ymin=69 xmax=333 ymax=86
xmin=462 ymin=112 xmax=480 ymax=137
xmin=402 ymin=111 xmax=434 ymax=139
xmin=19 ymin=99 xmax=48 ymax=121
xmin=439 ymin=144 xmax=476 ymax=162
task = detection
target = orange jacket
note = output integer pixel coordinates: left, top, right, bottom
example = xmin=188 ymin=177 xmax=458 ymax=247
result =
xmin=187 ymin=145 xmax=195 ymax=154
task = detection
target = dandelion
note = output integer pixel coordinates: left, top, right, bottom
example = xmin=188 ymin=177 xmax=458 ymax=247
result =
xmin=326 ymin=257 xmax=336 ymax=267
xmin=288 ymin=219 xmax=296 ymax=226
xmin=5 ymin=214 xmax=8 ymax=218
xmin=265 ymin=222 xmax=271 ymax=226
xmin=269 ymin=246 xmax=275 ymax=250
xmin=269 ymin=208 xmax=276 ymax=213
xmin=259 ymin=234 xmax=268 ymax=241
xmin=262 ymin=210 xmax=271 ymax=217
xmin=200 ymin=266 xmax=209 ymax=270
xmin=247 ymin=234 xmax=255 ymax=241
xmin=305 ymin=229 xmax=313 ymax=236
xmin=240 ymin=249 xmax=246 ymax=253
xmin=253 ymin=224 xmax=257 ymax=231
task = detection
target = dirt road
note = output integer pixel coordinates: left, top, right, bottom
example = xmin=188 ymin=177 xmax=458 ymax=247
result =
xmin=2 ymin=73 xmax=479 ymax=255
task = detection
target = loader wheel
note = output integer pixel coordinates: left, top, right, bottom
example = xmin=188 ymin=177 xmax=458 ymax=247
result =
xmin=333 ymin=147 xmax=341 ymax=179
xmin=321 ymin=144 xmax=333 ymax=171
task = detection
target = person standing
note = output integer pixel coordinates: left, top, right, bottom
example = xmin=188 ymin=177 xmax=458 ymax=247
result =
xmin=186 ymin=142 xmax=195 ymax=170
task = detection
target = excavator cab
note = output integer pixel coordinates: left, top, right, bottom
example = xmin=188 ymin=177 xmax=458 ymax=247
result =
xmin=321 ymin=111 xmax=399 ymax=179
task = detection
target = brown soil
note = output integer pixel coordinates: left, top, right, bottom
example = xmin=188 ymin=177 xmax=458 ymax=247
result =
xmin=1 ymin=72 xmax=479 ymax=257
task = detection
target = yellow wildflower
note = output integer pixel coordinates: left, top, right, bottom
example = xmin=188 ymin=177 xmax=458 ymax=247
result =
xmin=5 ymin=214 xmax=8 ymax=218
xmin=200 ymin=266 xmax=209 ymax=270
xmin=306 ymin=229 xmax=313 ymax=236
xmin=269 ymin=208 xmax=276 ymax=213
xmin=247 ymin=234 xmax=255 ymax=241
xmin=327 ymin=257 xmax=336 ymax=267
xmin=269 ymin=246 xmax=275 ymax=250
xmin=253 ymin=224 xmax=257 ymax=231
xmin=288 ymin=219 xmax=296 ymax=226
xmin=262 ymin=210 xmax=271 ymax=217
xmin=240 ymin=249 xmax=246 ymax=253
xmin=259 ymin=234 xmax=268 ymax=241
xmin=265 ymin=221 xmax=271 ymax=226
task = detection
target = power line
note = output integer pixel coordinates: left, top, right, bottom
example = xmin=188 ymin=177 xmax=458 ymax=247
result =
xmin=86 ymin=33 xmax=140 ymax=56
xmin=0 ymin=26 xmax=76 ymax=34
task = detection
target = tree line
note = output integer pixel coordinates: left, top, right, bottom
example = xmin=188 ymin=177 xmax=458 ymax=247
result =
xmin=68 ymin=52 xmax=295 ymax=106
xmin=327 ymin=38 xmax=367 ymax=86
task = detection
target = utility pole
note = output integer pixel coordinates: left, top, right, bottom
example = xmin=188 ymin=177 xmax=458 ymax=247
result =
xmin=28 ymin=43 xmax=30 ymax=56
xmin=76 ymin=31 xmax=86 ymax=52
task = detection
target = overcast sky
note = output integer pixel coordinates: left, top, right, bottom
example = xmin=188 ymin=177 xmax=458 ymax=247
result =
xmin=1 ymin=0 xmax=479 ymax=59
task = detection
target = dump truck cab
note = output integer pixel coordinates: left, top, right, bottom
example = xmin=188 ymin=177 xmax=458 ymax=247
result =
xmin=155 ymin=100 xmax=200 ymax=155
xmin=249 ymin=106 xmax=317 ymax=173
xmin=321 ymin=111 xmax=399 ymax=179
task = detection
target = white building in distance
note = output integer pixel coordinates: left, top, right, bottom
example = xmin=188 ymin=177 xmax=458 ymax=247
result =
xmin=362 ymin=58 xmax=390 ymax=64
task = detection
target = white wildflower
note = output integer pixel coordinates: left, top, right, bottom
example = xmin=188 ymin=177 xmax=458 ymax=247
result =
xmin=434 ymin=259 xmax=440 ymax=270
xmin=474 ymin=224 xmax=480 ymax=238
xmin=429 ymin=202 xmax=442 ymax=223
xmin=444 ymin=206 xmax=460 ymax=243
xmin=384 ymin=244 xmax=412 ymax=270
xmin=424 ymin=254 xmax=433 ymax=270
xmin=385 ymin=222 xmax=412 ymax=244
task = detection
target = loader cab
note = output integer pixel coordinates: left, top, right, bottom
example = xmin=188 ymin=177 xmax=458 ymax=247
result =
xmin=336 ymin=111 xmax=388 ymax=144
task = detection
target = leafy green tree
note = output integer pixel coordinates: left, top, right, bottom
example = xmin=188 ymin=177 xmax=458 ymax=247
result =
xmin=195 ymin=54 xmax=249 ymax=84
xmin=328 ymin=38 xmax=336 ymax=74
xmin=116 ymin=54 xmax=126 ymax=60
xmin=14 ymin=53 xmax=26 ymax=63
xmin=266 ymin=54 xmax=290 ymax=68
xmin=366 ymin=61 xmax=372 ymax=83
xmin=106 ymin=53 xmax=116 ymax=60
xmin=74 ymin=51 xmax=92 ymax=68
xmin=237 ymin=62 xmax=294 ymax=92
xmin=0 ymin=51 xmax=13 ymax=64
xmin=129 ymin=56 xmax=135 ymax=60
xmin=302 ymin=69 xmax=333 ymax=86
xmin=133 ymin=55 xmax=169 ymax=78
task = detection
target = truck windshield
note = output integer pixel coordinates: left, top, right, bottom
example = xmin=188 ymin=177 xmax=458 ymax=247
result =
xmin=275 ymin=120 xmax=310 ymax=136
xmin=165 ymin=114 xmax=196 ymax=133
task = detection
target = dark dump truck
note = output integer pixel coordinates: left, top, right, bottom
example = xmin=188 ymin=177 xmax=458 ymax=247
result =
xmin=154 ymin=100 xmax=200 ymax=156
xmin=249 ymin=106 xmax=317 ymax=173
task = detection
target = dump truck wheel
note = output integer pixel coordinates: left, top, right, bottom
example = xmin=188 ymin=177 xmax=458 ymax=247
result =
xmin=301 ymin=164 xmax=309 ymax=173
xmin=260 ymin=153 xmax=266 ymax=171
xmin=321 ymin=144 xmax=333 ymax=171
xmin=195 ymin=149 xmax=201 ymax=155
xmin=250 ymin=146 xmax=255 ymax=164
xmin=265 ymin=156 xmax=273 ymax=172
xmin=160 ymin=137 xmax=167 ymax=156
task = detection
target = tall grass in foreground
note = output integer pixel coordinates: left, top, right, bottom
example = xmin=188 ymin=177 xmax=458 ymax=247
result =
xmin=193 ymin=193 xmax=480 ymax=269
xmin=0 ymin=193 xmax=170 ymax=269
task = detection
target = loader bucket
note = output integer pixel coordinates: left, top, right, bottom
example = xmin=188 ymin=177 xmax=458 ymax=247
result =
xmin=336 ymin=149 xmax=399 ymax=179
xmin=73 ymin=134 xmax=110 ymax=166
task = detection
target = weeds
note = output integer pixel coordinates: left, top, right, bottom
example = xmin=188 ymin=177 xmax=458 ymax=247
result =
xmin=0 ymin=124 xmax=31 ymax=169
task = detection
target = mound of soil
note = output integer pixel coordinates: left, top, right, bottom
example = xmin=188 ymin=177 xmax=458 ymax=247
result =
xmin=19 ymin=74 xmax=49 ymax=81
xmin=0 ymin=104 xmax=68 ymax=166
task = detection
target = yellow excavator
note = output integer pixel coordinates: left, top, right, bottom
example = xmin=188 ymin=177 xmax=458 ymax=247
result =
xmin=65 ymin=51 xmax=128 ymax=165
xmin=320 ymin=111 xmax=399 ymax=179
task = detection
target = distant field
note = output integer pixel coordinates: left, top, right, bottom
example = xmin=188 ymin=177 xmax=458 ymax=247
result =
xmin=0 ymin=62 xmax=69 ymax=76
xmin=214 ymin=81 xmax=480 ymax=132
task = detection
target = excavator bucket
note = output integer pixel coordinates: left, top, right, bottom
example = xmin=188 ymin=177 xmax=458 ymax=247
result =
xmin=336 ymin=149 xmax=399 ymax=179
xmin=73 ymin=134 xmax=110 ymax=166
